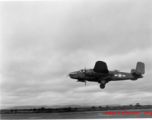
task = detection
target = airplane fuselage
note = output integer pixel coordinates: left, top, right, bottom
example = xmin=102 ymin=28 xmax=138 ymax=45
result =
xmin=69 ymin=61 xmax=144 ymax=89
xmin=69 ymin=69 xmax=142 ymax=83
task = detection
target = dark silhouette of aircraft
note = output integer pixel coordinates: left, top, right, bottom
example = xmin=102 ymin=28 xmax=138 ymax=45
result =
xmin=69 ymin=61 xmax=145 ymax=89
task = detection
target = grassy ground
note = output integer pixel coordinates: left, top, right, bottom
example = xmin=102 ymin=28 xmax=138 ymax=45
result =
xmin=1 ymin=109 xmax=152 ymax=119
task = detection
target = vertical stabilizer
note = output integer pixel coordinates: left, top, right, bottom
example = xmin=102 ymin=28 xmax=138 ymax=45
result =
xmin=131 ymin=62 xmax=145 ymax=76
xmin=136 ymin=62 xmax=145 ymax=74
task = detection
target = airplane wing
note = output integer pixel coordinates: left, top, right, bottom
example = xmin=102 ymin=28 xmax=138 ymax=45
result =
xmin=93 ymin=61 xmax=109 ymax=73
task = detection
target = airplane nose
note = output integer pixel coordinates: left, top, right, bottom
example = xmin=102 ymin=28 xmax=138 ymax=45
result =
xmin=69 ymin=73 xmax=72 ymax=77
xmin=69 ymin=72 xmax=78 ymax=79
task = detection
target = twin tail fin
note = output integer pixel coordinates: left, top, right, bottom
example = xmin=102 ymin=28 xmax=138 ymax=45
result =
xmin=131 ymin=62 xmax=145 ymax=76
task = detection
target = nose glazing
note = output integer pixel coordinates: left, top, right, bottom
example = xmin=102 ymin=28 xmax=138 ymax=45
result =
xmin=69 ymin=72 xmax=78 ymax=79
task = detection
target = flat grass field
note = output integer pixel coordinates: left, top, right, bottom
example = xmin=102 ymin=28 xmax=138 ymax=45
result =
xmin=1 ymin=109 xmax=152 ymax=119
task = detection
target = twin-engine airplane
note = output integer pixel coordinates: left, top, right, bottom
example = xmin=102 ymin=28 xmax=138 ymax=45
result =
xmin=69 ymin=61 xmax=145 ymax=89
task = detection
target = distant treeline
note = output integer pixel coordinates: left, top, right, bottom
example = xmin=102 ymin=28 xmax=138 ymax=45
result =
xmin=1 ymin=103 xmax=152 ymax=114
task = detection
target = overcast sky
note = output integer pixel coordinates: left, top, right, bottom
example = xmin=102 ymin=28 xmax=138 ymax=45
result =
xmin=1 ymin=0 xmax=152 ymax=109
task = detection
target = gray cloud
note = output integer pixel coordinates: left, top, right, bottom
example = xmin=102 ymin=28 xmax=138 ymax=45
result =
xmin=1 ymin=0 xmax=152 ymax=108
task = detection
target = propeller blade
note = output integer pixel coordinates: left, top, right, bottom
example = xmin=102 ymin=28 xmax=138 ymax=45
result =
xmin=85 ymin=80 xmax=86 ymax=86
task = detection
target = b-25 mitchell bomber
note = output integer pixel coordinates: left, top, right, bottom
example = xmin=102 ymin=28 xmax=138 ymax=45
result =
xmin=69 ymin=61 xmax=145 ymax=89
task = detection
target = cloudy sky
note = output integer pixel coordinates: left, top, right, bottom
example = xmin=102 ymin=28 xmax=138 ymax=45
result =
xmin=1 ymin=0 xmax=152 ymax=109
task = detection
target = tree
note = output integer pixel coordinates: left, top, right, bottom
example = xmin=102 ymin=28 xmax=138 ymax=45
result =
xmin=91 ymin=106 xmax=96 ymax=109
xmin=135 ymin=103 xmax=141 ymax=107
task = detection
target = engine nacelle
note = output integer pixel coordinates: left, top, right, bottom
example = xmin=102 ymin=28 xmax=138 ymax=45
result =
xmin=85 ymin=69 xmax=109 ymax=78
xmin=77 ymin=79 xmax=85 ymax=82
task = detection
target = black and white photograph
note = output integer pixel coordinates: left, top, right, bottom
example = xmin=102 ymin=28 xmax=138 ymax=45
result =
xmin=1 ymin=0 xmax=152 ymax=119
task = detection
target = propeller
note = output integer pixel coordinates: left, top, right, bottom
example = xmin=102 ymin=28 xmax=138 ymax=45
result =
xmin=84 ymin=67 xmax=87 ymax=86
xmin=85 ymin=80 xmax=86 ymax=86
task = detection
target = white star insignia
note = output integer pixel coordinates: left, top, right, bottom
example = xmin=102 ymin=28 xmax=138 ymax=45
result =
xmin=118 ymin=74 xmax=122 ymax=77
xmin=122 ymin=75 xmax=126 ymax=77
xmin=114 ymin=74 xmax=118 ymax=77
xmin=115 ymin=74 xmax=126 ymax=78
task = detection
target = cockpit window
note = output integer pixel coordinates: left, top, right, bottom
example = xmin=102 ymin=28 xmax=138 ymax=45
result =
xmin=79 ymin=69 xmax=85 ymax=73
